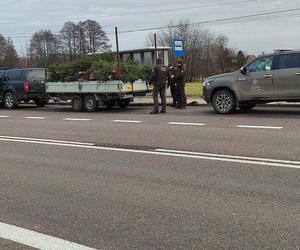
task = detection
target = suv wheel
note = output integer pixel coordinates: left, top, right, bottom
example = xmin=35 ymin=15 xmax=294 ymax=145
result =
xmin=239 ymin=103 xmax=256 ymax=111
xmin=212 ymin=89 xmax=236 ymax=114
xmin=4 ymin=92 xmax=18 ymax=109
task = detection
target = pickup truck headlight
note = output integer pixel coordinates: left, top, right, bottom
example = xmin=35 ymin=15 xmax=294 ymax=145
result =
xmin=203 ymin=78 xmax=215 ymax=87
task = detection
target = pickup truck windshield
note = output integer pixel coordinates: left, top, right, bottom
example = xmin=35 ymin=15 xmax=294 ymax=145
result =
xmin=28 ymin=70 xmax=46 ymax=81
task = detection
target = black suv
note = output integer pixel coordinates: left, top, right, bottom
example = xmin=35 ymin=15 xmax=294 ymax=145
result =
xmin=0 ymin=68 xmax=48 ymax=109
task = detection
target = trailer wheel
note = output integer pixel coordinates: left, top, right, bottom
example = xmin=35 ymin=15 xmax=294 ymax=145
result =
xmin=117 ymin=99 xmax=130 ymax=109
xmin=71 ymin=95 xmax=84 ymax=112
xmin=84 ymin=95 xmax=98 ymax=112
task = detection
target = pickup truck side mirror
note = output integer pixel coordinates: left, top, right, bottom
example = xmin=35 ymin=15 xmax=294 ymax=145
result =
xmin=240 ymin=67 xmax=247 ymax=75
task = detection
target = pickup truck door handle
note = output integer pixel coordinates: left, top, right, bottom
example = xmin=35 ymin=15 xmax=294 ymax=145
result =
xmin=294 ymin=73 xmax=300 ymax=76
xmin=264 ymin=74 xmax=272 ymax=79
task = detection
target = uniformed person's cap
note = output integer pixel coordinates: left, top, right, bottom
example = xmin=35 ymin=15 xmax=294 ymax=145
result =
xmin=177 ymin=58 xmax=184 ymax=65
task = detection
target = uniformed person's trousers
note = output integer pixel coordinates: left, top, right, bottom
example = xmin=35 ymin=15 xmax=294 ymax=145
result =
xmin=176 ymin=82 xmax=186 ymax=107
xmin=170 ymin=83 xmax=177 ymax=106
xmin=153 ymin=86 xmax=167 ymax=112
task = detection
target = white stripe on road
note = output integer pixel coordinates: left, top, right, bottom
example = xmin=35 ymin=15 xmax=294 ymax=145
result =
xmin=237 ymin=125 xmax=283 ymax=130
xmin=0 ymin=115 xmax=10 ymax=118
xmin=64 ymin=118 xmax=92 ymax=121
xmin=0 ymin=135 xmax=299 ymax=170
xmin=0 ymin=222 xmax=96 ymax=250
xmin=24 ymin=117 xmax=46 ymax=120
xmin=113 ymin=120 xmax=142 ymax=123
xmin=0 ymin=136 xmax=95 ymax=146
xmin=168 ymin=122 xmax=206 ymax=126
xmin=155 ymin=149 xmax=300 ymax=165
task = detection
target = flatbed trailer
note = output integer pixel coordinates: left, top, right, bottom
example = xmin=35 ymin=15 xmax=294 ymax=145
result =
xmin=46 ymin=79 xmax=150 ymax=112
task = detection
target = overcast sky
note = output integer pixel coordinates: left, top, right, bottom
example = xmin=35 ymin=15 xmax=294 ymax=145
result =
xmin=1 ymin=0 xmax=300 ymax=56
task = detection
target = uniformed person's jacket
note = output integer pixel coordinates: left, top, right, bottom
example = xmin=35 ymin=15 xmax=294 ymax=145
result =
xmin=150 ymin=64 xmax=170 ymax=88
xmin=174 ymin=65 xmax=186 ymax=84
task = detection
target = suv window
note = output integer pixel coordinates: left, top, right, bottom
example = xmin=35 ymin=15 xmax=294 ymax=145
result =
xmin=8 ymin=70 xmax=24 ymax=81
xmin=246 ymin=56 xmax=273 ymax=73
xmin=278 ymin=53 xmax=300 ymax=69
xmin=0 ymin=71 xmax=4 ymax=82
xmin=27 ymin=69 xmax=46 ymax=82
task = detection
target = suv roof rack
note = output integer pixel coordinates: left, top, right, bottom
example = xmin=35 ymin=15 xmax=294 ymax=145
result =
xmin=0 ymin=67 xmax=10 ymax=70
xmin=274 ymin=49 xmax=300 ymax=54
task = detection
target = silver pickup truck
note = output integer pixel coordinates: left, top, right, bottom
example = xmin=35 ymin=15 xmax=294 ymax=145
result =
xmin=203 ymin=50 xmax=300 ymax=114
xmin=46 ymin=79 xmax=149 ymax=112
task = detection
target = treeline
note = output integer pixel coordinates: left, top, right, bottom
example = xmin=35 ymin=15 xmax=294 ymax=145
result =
xmin=0 ymin=35 xmax=18 ymax=68
xmin=147 ymin=19 xmax=248 ymax=81
xmin=0 ymin=19 xmax=110 ymax=68
xmin=1 ymin=18 xmax=249 ymax=81
xmin=28 ymin=19 xmax=110 ymax=67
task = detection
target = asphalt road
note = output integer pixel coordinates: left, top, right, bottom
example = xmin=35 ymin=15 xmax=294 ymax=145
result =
xmin=0 ymin=104 xmax=299 ymax=249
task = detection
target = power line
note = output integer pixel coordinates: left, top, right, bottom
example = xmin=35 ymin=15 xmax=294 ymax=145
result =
xmin=0 ymin=0 xmax=260 ymax=26
xmin=5 ymin=6 xmax=300 ymax=40
xmin=114 ymin=7 xmax=300 ymax=34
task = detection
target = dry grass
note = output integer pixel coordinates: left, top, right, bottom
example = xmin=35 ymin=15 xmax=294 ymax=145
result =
xmin=185 ymin=82 xmax=203 ymax=97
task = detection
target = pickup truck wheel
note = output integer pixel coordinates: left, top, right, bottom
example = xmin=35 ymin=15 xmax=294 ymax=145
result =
xmin=71 ymin=95 xmax=84 ymax=112
xmin=4 ymin=92 xmax=18 ymax=109
xmin=104 ymin=100 xmax=116 ymax=109
xmin=212 ymin=90 xmax=236 ymax=114
xmin=239 ymin=103 xmax=256 ymax=111
xmin=84 ymin=95 xmax=98 ymax=112
xmin=117 ymin=99 xmax=130 ymax=109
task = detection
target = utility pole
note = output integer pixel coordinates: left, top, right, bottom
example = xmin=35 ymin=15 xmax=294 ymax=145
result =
xmin=154 ymin=33 xmax=158 ymax=65
xmin=115 ymin=27 xmax=121 ymax=80
xmin=43 ymin=41 xmax=47 ymax=81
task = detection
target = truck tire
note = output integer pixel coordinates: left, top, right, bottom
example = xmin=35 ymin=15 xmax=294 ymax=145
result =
xmin=71 ymin=95 xmax=84 ymax=112
xmin=239 ymin=103 xmax=256 ymax=111
xmin=104 ymin=100 xmax=116 ymax=109
xmin=84 ymin=95 xmax=98 ymax=112
xmin=4 ymin=92 xmax=18 ymax=109
xmin=212 ymin=89 xmax=236 ymax=114
xmin=117 ymin=99 xmax=130 ymax=109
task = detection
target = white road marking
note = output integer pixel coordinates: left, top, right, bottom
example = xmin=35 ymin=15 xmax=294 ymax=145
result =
xmin=237 ymin=125 xmax=283 ymax=130
xmin=64 ymin=118 xmax=92 ymax=121
xmin=168 ymin=122 xmax=206 ymax=126
xmin=0 ymin=135 xmax=299 ymax=170
xmin=0 ymin=136 xmax=95 ymax=146
xmin=113 ymin=120 xmax=142 ymax=123
xmin=155 ymin=149 xmax=300 ymax=165
xmin=24 ymin=117 xmax=46 ymax=120
xmin=0 ymin=115 xmax=10 ymax=118
xmin=0 ymin=221 xmax=96 ymax=250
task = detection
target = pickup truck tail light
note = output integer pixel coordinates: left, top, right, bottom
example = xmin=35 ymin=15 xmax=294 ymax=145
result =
xmin=24 ymin=81 xmax=29 ymax=92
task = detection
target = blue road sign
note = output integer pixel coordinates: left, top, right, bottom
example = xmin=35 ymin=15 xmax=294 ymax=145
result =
xmin=173 ymin=38 xmax=185 ymax=57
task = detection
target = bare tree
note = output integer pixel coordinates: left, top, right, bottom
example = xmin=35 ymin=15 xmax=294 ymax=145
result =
xmin=0 ymin=34 xmax=18 ymax=67
xmin=60 ymin=22 xmax=78 ymax=61
xmin=29 ymin=29 xmax=61 ymax=67
xmin=60 ymin=19 xmax=110 ymax=60
xmin=82 ymin=19 xmax=110 ymax=54
xmin=146 ymin=20 xmax=245 ymax=81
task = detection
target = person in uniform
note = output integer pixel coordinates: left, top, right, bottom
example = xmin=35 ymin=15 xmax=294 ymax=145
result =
xmin=174 ymin=59 xmax=187 ymax=109
xmin=168 ymin=64 xmax=177 ymax=107
xmin=150 ymin=58 xmax=170 ymax=114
